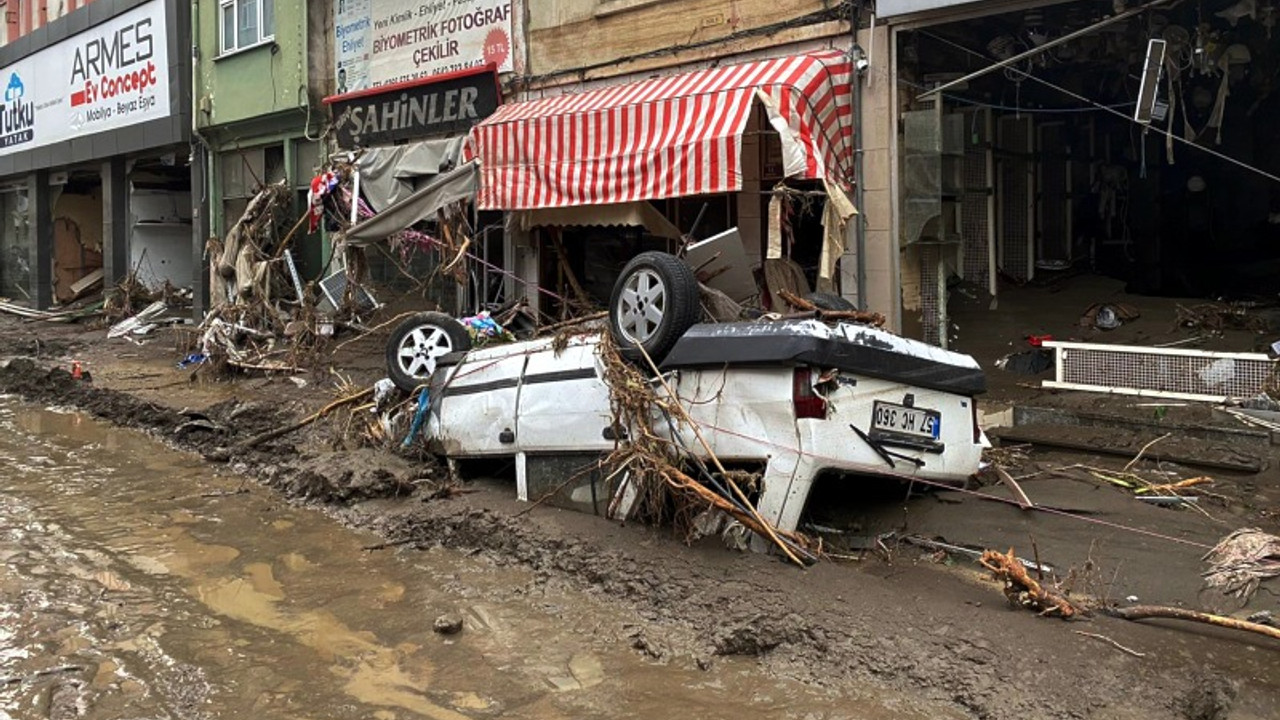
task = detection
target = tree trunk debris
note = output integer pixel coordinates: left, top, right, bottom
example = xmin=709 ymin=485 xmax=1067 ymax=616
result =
xmin=980 ymin=548 xmax=1082 ymax=618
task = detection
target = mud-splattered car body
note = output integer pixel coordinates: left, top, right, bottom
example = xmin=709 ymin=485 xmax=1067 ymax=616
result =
xmin=425 ymin=319 xmax=987 ymax=536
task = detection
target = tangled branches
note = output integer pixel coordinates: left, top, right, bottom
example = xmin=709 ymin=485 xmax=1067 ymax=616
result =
xmin=597 ymin=331 xmax=819 ymax=564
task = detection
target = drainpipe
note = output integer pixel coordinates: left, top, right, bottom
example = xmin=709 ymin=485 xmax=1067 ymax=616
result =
xmin=191 ymin=0 xmax=215 ymax=316
xmin=851 ymin=2 xmax=868 ymax=310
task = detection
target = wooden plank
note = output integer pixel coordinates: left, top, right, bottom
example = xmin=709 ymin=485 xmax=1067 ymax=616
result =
xmin=70 ymin=268 xmax=104 ymax=295
xmin=991 ymin=428 xmax=1263 ymax=474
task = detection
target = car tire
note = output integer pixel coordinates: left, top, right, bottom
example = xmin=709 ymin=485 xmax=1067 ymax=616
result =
xmin=805 ymin=292 xmax=856 ymax=312
xmin=609 ymin=251 xmax=701 ymax=365
xmin=385 ymin=312 xmax=472 ymax=393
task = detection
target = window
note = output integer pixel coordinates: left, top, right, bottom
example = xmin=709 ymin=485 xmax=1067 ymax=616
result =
xmin=220 ymin=0 xmax=274 ymax=54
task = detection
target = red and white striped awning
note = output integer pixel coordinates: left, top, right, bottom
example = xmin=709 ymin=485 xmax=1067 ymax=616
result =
xmin=468 ymin=51 xmax=854 ymax=211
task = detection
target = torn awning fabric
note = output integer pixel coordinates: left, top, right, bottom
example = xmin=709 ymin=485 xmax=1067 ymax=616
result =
xmin=467 ymin=51 xmax=855 ymax=211
xmin=340 ymin=161 xmax=479 ymax=247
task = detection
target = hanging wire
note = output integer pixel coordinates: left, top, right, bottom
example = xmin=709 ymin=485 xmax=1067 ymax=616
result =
xmin=913 ymin=29 xmax=1280 ymax=186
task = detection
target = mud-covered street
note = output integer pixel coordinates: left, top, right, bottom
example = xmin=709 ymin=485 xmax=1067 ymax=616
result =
xmin=0 ymin=396 xmax=963 ymax=720
xmin=1 ymin=318 xmax=1279 ymax=720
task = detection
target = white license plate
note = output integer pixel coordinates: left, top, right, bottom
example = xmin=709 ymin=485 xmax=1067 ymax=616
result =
xmin=871 ymin=401 xmax=940 ymax=440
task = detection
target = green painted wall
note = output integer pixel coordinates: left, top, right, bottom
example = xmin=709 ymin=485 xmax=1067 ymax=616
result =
xmin=193 ymin=0 xmax=311 ymax=131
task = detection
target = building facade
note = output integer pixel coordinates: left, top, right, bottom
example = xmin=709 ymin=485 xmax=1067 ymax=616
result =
xmin=484 ymin=1 xmax=872 ymax=321
xmin=191 ymin=0 xmax=332 ymax=313
xmin=0 ymin=0 xmax=192 ymax=309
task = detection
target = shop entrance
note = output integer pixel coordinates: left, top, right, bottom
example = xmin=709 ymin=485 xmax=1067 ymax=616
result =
xmin=895 ymin=1 xmax=1280 ymax=367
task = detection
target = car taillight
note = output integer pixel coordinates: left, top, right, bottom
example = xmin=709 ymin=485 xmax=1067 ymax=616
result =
xmin=793 ymin=367 xmax=827 ymax=420
xmin=972 ymin=398 xmax=982 ymax=444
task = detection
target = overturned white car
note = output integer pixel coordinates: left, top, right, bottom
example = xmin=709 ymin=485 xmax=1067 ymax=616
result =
xmin=386 ymin=252 xmax=986 ymax=537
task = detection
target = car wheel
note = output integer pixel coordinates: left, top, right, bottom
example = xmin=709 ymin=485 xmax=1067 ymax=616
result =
xmin=385 ymin=312 xmax=472 ymax=392
xmin=609 ymin=251 xmax=701 ymax=364
xmin=805 ymin=292 xmax=856 ymax=312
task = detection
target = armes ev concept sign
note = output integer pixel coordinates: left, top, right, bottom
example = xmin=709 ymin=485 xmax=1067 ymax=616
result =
xmin=0 ymin=0 xmax=170 ymax=157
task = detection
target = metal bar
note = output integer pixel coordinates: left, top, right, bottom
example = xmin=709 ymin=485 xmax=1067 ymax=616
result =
xmin=916 ymin=0 xmax=1175 ymax=101
xmin=1042 ymin=340 xmax=1273 ymax=362
xmin=1041 ymin=380 xmax=1229 ymax=404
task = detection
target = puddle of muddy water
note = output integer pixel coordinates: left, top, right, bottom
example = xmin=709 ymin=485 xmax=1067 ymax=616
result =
xmin=0 ymin=397 xmax=962 ymax=720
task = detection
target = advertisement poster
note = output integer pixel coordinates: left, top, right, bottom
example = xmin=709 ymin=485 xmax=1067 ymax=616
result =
xmin=0 ymin=0 xmax=170 ymax=158
xmin=334 ymin=0 xmax=513 ymax=93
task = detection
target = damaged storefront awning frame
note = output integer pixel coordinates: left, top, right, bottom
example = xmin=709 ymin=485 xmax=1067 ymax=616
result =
xmin=513 ymin=201 xmax=684 ymax=239
xmin=339 ymin=161 xmax=479 ymax=247
xmin=466 ymin=51 xmax=856 ymax=211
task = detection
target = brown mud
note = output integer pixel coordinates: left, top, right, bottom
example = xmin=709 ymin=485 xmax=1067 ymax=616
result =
xmin=1 ymin=317 xmax=1279 ymax=719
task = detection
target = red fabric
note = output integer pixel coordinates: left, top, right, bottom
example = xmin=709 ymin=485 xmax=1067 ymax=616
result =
xmin=466 ymin=52 xmax=854 ymax=210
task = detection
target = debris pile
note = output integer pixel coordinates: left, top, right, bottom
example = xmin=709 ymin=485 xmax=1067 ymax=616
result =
xmin=1174 ymin=302 xmax=1269 ymax=336
xmin=1202 ymin=527 xmax=1280 ymax=602
xmin=597 ymin=330 xmax=820 ymax=566
xmin=198 ymin=180 xmax=338 ymax=374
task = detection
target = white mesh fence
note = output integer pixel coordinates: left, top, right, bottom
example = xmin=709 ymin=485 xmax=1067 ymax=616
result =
xmin=1043 ymin=341 xmax=1277 ymax=402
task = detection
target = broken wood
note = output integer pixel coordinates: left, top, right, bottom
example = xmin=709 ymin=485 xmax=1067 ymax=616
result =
xmin=205 ymin=387 xmax=374 ymax=462
xmin=1072 ymin=630 xmax=1147 ymax=658
xmin=994 ymin=465 xmax=1034 ymax=509
xmin=991 ymin=429 xmax=1262 ymax=473
xmin=1106 ymin=604 xmax=1280 ymax=642
xmin=776 ymin=288 xmax=816 ymax=311
xmin=1123 ymin=432 xmax=1172 ymax=472
xmin=980 ymin=547 xmax=1081 ymax=618
xmin=774 ymin=308 xmax=887 ymax=327
xmin=536 ymin=310 xmax=608 ymax=336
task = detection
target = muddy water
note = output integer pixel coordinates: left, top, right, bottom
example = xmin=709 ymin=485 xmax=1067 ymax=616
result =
xmin=0 ymin=398 xmax=959 ymax=720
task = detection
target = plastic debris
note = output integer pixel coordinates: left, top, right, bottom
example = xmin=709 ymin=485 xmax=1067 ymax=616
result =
xmin=373 ymin=378 xmax=398 ymax=411
xmin=459 ymin=311 xmax=515 ymax=345
xmin=402 ymin=388 xmax=431 ymax=448
xmin=177 ymin=353 xmax=207 ymax=369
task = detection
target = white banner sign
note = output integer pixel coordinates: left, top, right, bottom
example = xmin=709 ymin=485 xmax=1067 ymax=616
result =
xmin=335 ymin=0 xmax=512 ymax=94
xmin=0 ymin=0 xmax=170 ymax=158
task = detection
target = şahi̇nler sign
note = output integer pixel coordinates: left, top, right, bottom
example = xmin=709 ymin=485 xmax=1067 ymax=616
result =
xmin=334 ymin=0 xmax=512 ymax=94
xmin=0 ymin=0 xmax=169 ymax=157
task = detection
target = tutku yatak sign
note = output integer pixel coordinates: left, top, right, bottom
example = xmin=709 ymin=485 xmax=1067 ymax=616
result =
xmin=0 ymin=0 xmax=169 ymax=157
xmin=327 ymin=65 xmax=500 ymax=148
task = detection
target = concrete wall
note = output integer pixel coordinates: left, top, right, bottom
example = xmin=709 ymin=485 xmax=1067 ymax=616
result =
xmin=857 ymin=23 xmax=901 ymax=332
xmin=194 ymin=0 xmax=312 ymax=129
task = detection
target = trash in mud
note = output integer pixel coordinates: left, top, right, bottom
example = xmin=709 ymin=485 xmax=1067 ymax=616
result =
xmin=1174 ymin=302 xmax=1269 ymax=336
xmin=1080 ymin=302 xmax=1140 ymax=330
xmin=1202 ymin=527 xmax=1280 ymax=602
xmin=995 ymin=349 xmax=1053 ymax=375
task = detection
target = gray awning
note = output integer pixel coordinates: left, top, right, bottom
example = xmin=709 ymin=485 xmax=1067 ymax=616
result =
xmin=514 ymin=201 xmax=682 ymax=239
xmin=342 ymin=161 xmax=478 ymax=247
xmin=354 ymin=136 xmax=466 ymax=211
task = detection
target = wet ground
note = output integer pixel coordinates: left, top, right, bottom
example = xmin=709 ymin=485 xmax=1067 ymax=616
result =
xmin=4 ymin=316 xmax=1280 ymax=719
xmin=0 ymin=396 xmax=959 ymax=720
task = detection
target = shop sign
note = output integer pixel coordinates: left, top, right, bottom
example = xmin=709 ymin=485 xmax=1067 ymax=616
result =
xmin=334 ymin=0 xmax=513 ymax=94
xmin=877 ymin=0 xmax=988 ymax=18
xmin=328 ymin=66 xmax=500 ymax=147
xmin=0 ymin=0 xmax=170 ymax=158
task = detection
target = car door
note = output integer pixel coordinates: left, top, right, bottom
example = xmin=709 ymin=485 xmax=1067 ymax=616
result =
xmin=430 ymin=342 xmax=528 ymax=456
xmin=515 ymin=337 xmax=614 ymax=454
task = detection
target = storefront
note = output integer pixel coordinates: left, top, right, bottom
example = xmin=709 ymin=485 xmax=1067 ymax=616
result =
xmin=0 ymin=0 xmax=192 ymax=309
xmin=878 ymin=0 xmax=1280 ymax=349
xmin=466 ymin=48 xmax=860 ymax=319
xmin=320 ymin=0 xmax=519 ymax=313
xmin=325 ymin=64 xmax=504 ymax=311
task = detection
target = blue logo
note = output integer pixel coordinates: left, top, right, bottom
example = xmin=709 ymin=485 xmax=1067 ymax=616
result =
xmin=5 ymin=73 xmax=24 ymax=103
